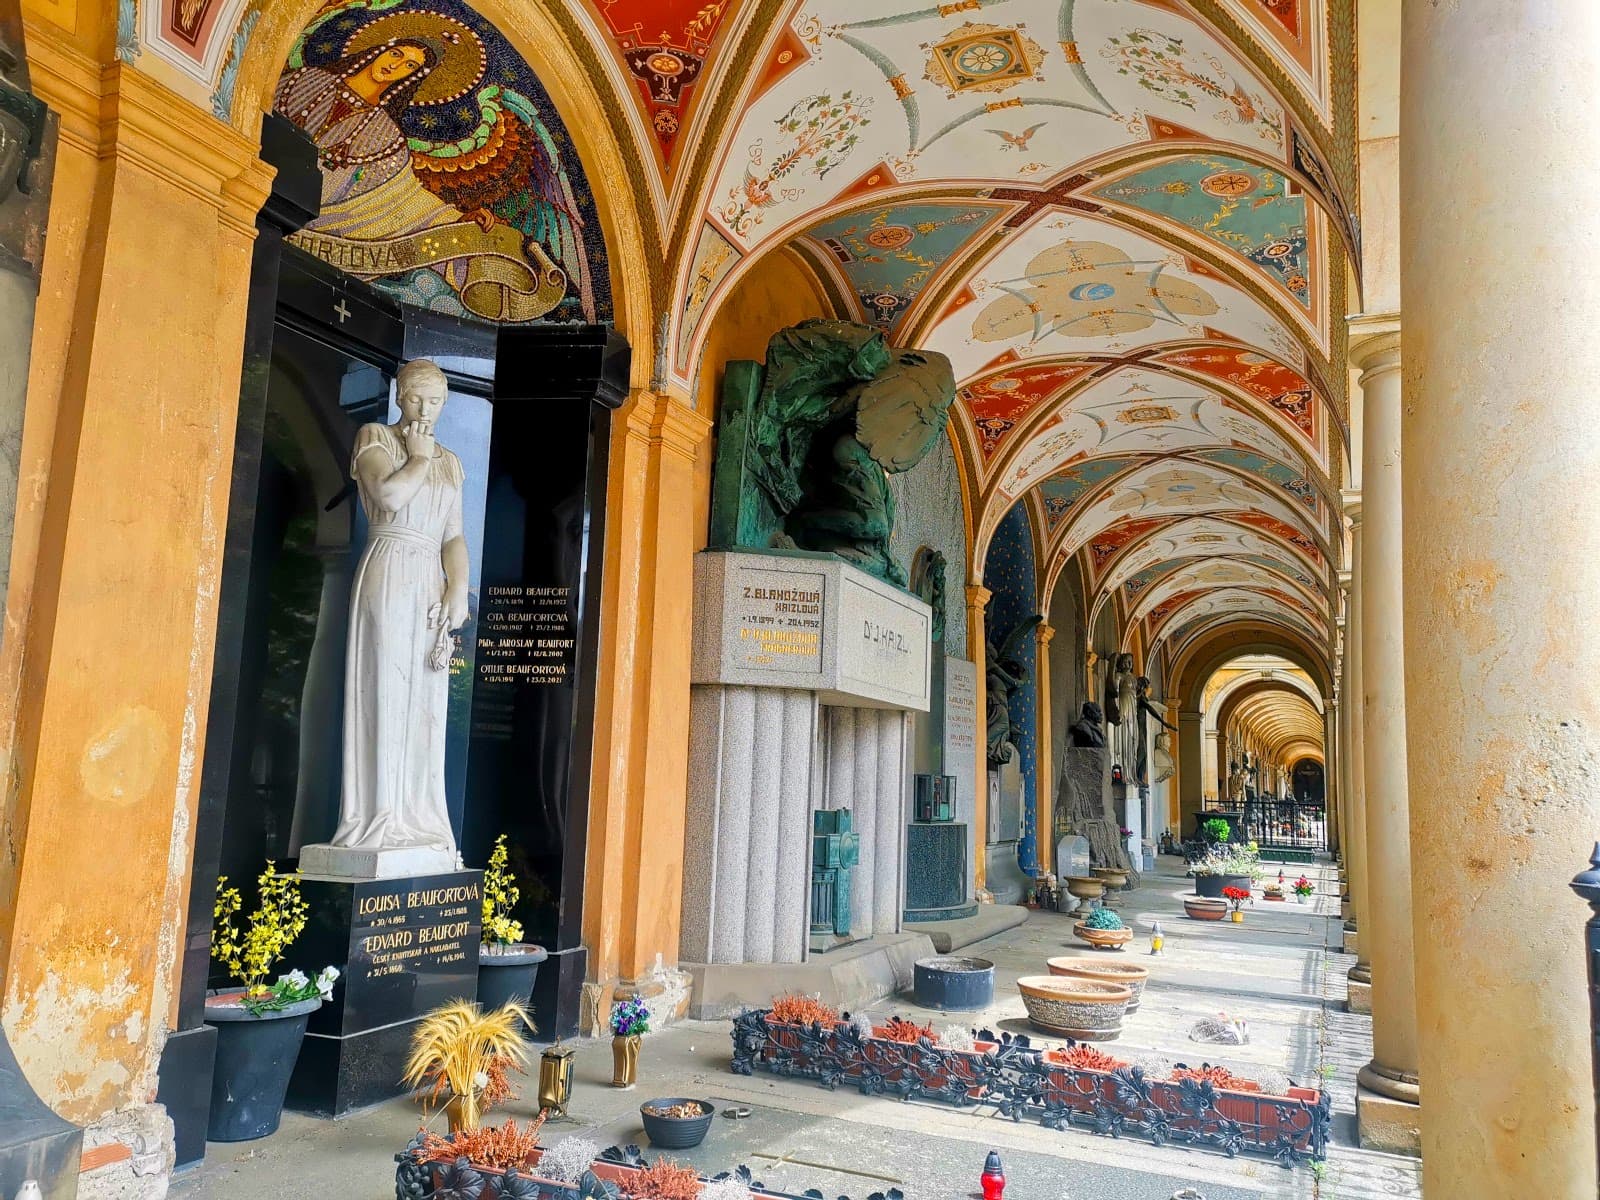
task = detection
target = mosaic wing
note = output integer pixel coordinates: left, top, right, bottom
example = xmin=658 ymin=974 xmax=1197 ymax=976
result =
xmin=409 ymin=84 xmax=591 ymax=300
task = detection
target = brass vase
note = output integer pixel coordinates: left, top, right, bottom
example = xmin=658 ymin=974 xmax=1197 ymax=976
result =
xmin=444 ymin=1090 xmax=481 ymax=1132
xmin=611 ymin=1034 xmax=640 ymax=1088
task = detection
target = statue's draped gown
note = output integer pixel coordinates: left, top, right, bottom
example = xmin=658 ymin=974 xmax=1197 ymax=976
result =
xmin=334 ymin=422 xmax=463 ymax=853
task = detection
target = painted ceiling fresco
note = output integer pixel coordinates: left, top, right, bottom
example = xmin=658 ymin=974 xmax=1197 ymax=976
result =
xmin=134 ymin=0 xmax=1353 ymax=673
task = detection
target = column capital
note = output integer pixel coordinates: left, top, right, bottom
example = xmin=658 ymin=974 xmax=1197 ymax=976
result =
xmin=965 ymin=584 xmax=992 ymax=610
xmin=1341 ymin=490 xmax=1364 ymax=526
xmin=622 ymin=390 xmax=713 ymax=463
xmin=1348 ymin=325 xmax=1402 ymax=379
xmin=1035 ymin=622 xmax=1056 ymax=647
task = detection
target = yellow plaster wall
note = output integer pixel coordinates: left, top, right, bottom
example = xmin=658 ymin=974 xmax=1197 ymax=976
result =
xmin=692 ymin=248 xmax=833 ymax=549
xmin=1 ymin=25 xmax=270 ymax=1123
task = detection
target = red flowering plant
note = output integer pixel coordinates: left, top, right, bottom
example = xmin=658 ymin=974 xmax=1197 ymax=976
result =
xmin=1221 ymin=885 xmax=1252 ymax=913
xmin=1292 ymin=876 xmax=1315 ymax=898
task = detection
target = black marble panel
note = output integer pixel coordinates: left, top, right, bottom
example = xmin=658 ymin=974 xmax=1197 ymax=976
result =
xmin=530 ymin=945 xmax=588 ymax=1040
xmin=155 ymin=1023 xmax=216 ymax=1169
xmin=286 ymin=1019 xmax=421 ymax=1118
xmin=298 ymin=871 xmax=482 ymax=1039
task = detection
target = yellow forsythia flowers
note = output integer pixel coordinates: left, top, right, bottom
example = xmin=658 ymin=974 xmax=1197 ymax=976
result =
xmin=212 ymin=861 xmax=310 ymax=996
xmin=481 ymin=834 xmax=524 ymax=947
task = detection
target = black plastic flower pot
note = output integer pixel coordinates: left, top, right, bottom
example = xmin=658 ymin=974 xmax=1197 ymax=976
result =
xmin=476 ymin=943 xmax=548 ymax=1014
xmin=914 ymin=956 xmax=996 ymax=1010
xmin=639 ymin=1097 xmax=715 ymax=1149
xmin=1194 ymin=873 xmax=1251 ymax=898
xmin=204 ymin=991 xmax=321 ymax=1142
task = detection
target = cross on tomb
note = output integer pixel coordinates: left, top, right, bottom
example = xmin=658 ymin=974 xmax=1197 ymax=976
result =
xmin=333 ymin=300 xmax=351 ymax=324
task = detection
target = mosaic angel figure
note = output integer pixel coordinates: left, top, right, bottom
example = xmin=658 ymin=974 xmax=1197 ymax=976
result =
xmin=275 ymin=5 xmax=595 ymax=322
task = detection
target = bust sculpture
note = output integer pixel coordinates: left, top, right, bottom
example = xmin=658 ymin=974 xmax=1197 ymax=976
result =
xmin=1069 ymin=701 xmax=1107 ymax=747
xmin=301 ymin=359 xmax=469 ymax=878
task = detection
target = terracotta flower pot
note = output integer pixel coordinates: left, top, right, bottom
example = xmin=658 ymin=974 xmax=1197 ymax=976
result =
xmin=1072 ymin=921 xmax=1133 ymax=951
xmin=1183 ymin=896 xmax=1228 ymax=921
xmin=1018 ymin=975 xmax=1131 ymax=1041
xmin=1046 ymin=958 xmax=1149 ymax=1012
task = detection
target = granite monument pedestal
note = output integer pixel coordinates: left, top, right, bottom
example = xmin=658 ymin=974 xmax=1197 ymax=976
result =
xmin=286 ymin=870 xmax=482 ymax=1117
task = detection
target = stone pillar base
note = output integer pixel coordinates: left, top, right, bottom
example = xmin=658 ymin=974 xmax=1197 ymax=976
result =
xmin=79 ymin=1104 xmax=174 ymax=1200
xmin=1356 ymin=1062 xmax=1421 ymax=1156
xmin=1342 ymin=926 xmax=1359 ymax=955
xmin=1340 ymin=897 xmax=1351 ymax=920
xmin=1347 ymin=977 xmax=1372 ymax=1013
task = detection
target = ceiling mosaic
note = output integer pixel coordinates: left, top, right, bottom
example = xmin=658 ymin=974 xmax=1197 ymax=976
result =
xmin=271 ymin=0 xmax=611 ymax=324
xmin=131 ymin=0 xmax=1353 ymax=672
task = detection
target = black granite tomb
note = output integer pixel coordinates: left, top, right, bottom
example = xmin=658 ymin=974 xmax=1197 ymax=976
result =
xmin=286 ymin=870 xmax=482 ymax=1117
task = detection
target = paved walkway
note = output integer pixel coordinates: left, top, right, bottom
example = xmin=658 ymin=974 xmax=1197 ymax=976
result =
xmin=172 ymin=856 xmax=1422 ymax=1199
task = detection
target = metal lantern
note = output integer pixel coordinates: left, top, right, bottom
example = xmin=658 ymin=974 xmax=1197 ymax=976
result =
xmin=538 ymin=1043 xmax=575 ymax=1115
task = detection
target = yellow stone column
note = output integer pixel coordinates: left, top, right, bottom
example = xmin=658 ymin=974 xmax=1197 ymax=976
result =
xmin=0 ymin=40 xmax=271 ymax=1138
xmin=583 ymin=390 xmax=712 ymax=993
xmin=1351 ymin=328 xmax=1421 ymax=1152
xmin=1339 ymin=509 xmax=1373 ymax=1010
xmin=966 ymin=584 xmax=991 ymax=890
xmin=1034 ymin=622 xmax=1056 ymax=874
xmin=1402 ymin=3 xmax=1600 ymax=1188
xmin=1323 ymin=695 xmax=1341 ymax=857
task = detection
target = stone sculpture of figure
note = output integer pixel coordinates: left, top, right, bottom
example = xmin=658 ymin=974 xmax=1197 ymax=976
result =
xmin=985 ymin=614 xmax=1044 ymax=765
xmin=1069 ymin=701 xmax=1107 ymax=747
xmin=710 ymin=319 xmax=956 ymax=585
xmin=1133 ymin=676 xmax=1177 ymax=785
xmin=328 ymin=359 xmax=468 ymax=863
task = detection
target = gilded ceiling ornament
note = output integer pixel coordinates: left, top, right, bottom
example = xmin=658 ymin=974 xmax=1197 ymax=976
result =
xmin=922 ymin=22 xmax=1046 ymax=97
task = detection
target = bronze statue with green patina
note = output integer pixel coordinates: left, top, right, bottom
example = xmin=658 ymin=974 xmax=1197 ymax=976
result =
xmin=708 ymin=319 xmax=955 ymax=586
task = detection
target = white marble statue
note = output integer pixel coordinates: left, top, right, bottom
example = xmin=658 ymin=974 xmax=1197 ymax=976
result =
xmin=302 ymin=359 xmax=468 ymax=878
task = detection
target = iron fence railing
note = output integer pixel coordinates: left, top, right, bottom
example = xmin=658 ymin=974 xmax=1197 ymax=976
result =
xmin=1240 ymin=797 xmax=1327 ymax=852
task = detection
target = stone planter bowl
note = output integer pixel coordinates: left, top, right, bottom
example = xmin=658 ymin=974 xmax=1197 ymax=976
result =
xmin=1183 ymin=896 xmax=1229 ymax=921
xmin=1091 ymin=867 xmax=1130 ymax=890
xmin=1017 ymin=975 xmax=1131 ymax=1041
xmin=1064 ymin=876 xmax=1106 ymax=901
xmin=1072 ymin=921 xmax=1133 ymax=951
xmin=1047 ymin=958 xmax=1149 ymax=1012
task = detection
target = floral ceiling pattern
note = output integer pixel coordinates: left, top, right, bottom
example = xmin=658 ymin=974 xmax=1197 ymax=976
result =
xmin=136 ymin=0 xmax=1353 ymax=671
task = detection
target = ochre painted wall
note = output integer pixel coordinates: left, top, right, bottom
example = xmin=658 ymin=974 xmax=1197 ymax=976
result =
xmin=691 ymin=248 xmax=833 ymax=549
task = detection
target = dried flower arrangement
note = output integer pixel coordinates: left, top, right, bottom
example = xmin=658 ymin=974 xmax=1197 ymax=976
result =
xmin=878 ymin=1016 xmax=935 ymax=1044
xmin=418 ymin=1113 xmax=547 ymax=1171
xmin=626 ymin=1156 xmax=703 ymax=1200
xmin=1048 ymin=1044 xmax=1129 ymax=1072
xmin=1171 ymin=1063 xmax=1262 ymax=1093
xmin=403 ymin=1000 xmax=532 ymax=1131
xmin=697 ymin=1180 xmax=754 ymax=1200
xmin=768 ymin=994 xmax=840 ymax=1027
xmin=534 ymin=1135 xmax=602 ymax=1184
xmin=935 ymin=1024 xmax=976 ymax=1053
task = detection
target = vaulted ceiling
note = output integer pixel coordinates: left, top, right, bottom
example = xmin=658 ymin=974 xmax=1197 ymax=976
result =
xmin=140 ymin=0 xmax=1356 ymax=676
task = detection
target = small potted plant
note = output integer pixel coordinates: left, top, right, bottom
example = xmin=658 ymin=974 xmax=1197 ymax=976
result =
xmin=1292 ymin=875 xmax=1315 ymax=903
xmin=477 ymin=834 xmax=548 ymax=1013
xmin=1074 ymin=904 xmax=1133 ymax=950
xmin=611 ymin=996 xmax=651 ymax=1089
xmin=402 ymin=999 xmax=532 ymax=1132
xmin=1202 ymin=816 xmax=1232 ymax=845
xmin=1222 ymin=885 xmax=1253 ymax=923
xmin=205 ymin=862 xmax=340 ymax=1141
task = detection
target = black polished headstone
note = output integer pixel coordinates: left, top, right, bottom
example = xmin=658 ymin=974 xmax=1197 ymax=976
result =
xmin=463 ymin=325 xmax=626 ymax=1037
xmin=286 ymin=870 xmax=481 ymax=1117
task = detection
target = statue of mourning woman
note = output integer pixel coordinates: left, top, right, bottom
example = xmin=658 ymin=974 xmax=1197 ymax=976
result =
xmin=300 ymin=359 xmax=469 ymax=879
